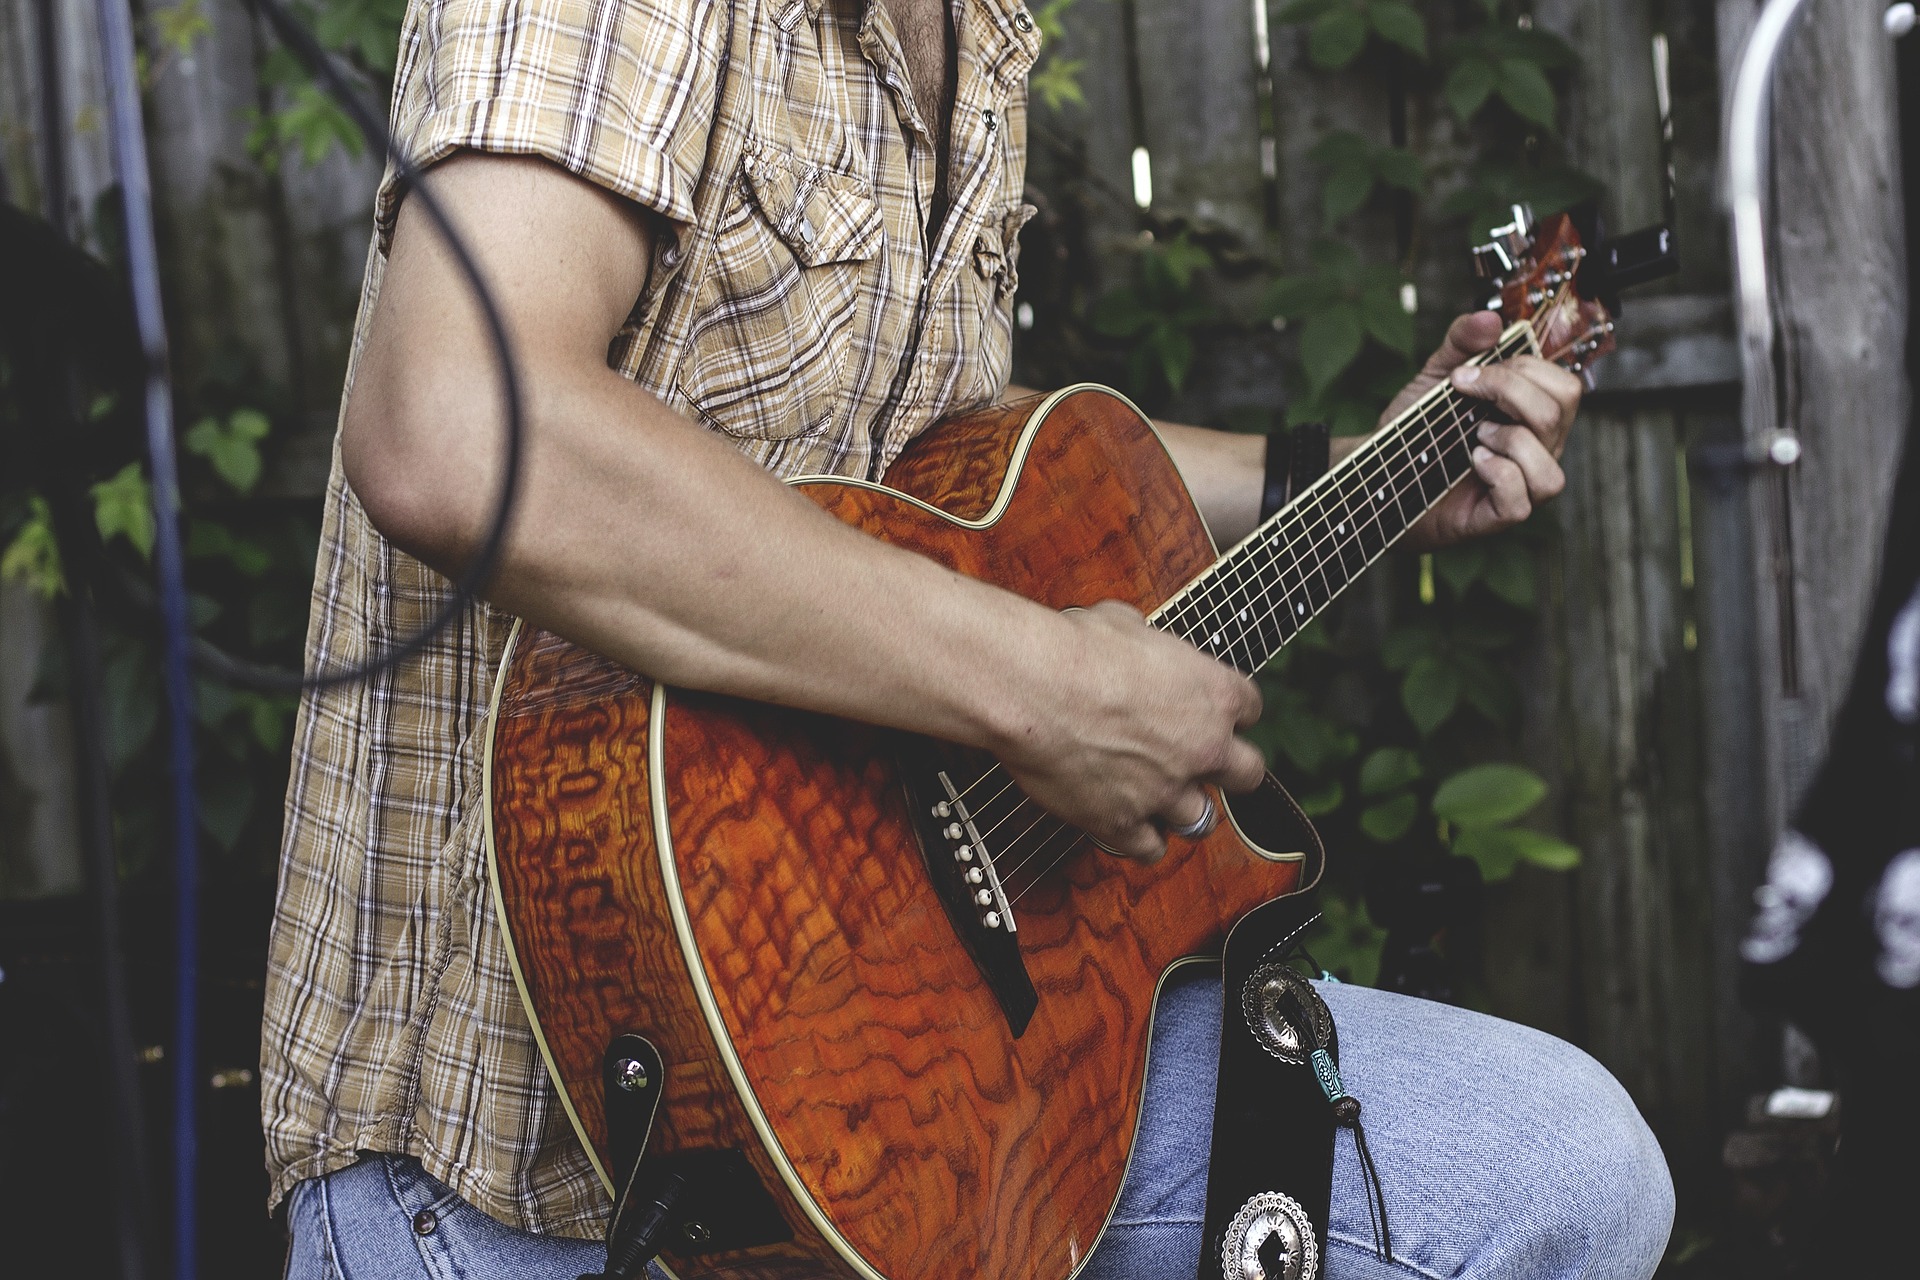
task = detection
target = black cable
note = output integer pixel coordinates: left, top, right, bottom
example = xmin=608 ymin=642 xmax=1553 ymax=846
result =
xmin=90 ymin=2 xmax=531 ymax=1276
xmin=166 ymin=0 xmax=529 ymax=695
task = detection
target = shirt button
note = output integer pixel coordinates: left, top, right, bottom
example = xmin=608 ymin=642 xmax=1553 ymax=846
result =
xmin=1014 ymin=9 xmax=1034 ymax=32
xmin=983 ymin=109 xmax=998 ymax=132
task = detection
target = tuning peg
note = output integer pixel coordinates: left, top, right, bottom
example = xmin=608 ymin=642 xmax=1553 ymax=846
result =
xmin=1472 ymin=241 xmax=1513 ymax=280
xmin=1471 ymin=204 xmax=1536 ymax=280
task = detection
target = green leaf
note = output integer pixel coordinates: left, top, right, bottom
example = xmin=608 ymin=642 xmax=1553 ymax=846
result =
xmin=1031 ymin=58 xmax=1086 ymax=112
xmin=1090 ymin=288 xmax=1156 ymax=338
xmin=1360 ymin=281 xmax=1415 ymax=355
xmin=1511 ymin=828 xmax=1581 ymax=870
xmin=1309 ymin=8 xmax=1369 ymax=68
xmin=1359 ymin=746 xmax=1423 ymax=797
xmin=1373 ymin=146 xmax=1423 ymax=192
xmin=1497 ymin=58 xmax=1558 ymax=129
xmin=188 ymin=519 xmax=272 ymax=576
xmin=1296 ymin=779 xmax=1346 ymax=817
xmin=1155 ymin=323 xmax=1195 ymax=392
xmin=1401 ymin=654 xmax=1461 ymax=736
xmin=1367 ymin=1 xmax=1427 ymax=58
xmin=1457 ymin=651 xmax=1520 ymax=725
xmin=1483 ymin=537 xmax=1536 ymax=607
xmin=1453 ymin=827 xmax=1579 ymax=880
xmin=1434 ymin=544 xmax=1487 ymax=596
xmin=186 ymin=408 xmax=271 ymax=493
xmin=1380 ymin=621 xmax=1439 ymax=672
xmin=198 ymin=766 xmax=254 ymax=852
xmin=1 ymin=496 xmax=65 ymax=597
xmin=1453 ymin=827 xmax=1522 ymax=881
xmin=1322 ymin=159 xmax=1376 ymax=226
xmin=1259 ymin=691 xmax=1359 ymax=775
xmin=1260 ymin=274 xmax=1337 ymax=321
xmin=1359 ymin=792 xmax=1419 ymax=842
xmin=1432 ymin=763 xmax=1548 ymax=829
xmin=1277 ymin=0 xmax=1340 ymax=20
xmin=102 ymin=642 xmax=159 ymax=772
xmin=1302 ymin=891 xmax=1384 ymax=986
xmin=91 ymin=462 xmax=155 ymax=559
xmin=1444 ymin=58 xmax=1497 ymax=122
xmin=1162 ymin=236 xmax=1213 ymax=289
xmin=1299 ymin=306 xmax=1364 ymax=396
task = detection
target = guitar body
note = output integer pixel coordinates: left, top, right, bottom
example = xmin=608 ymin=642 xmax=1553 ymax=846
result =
xmin=485 ymin=386 xmax=1324 ymax=1280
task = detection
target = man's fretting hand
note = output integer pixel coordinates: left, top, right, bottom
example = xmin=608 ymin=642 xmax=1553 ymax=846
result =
xmin=994 ymin=602 xmax=1267 ymax=865
xmin=1385 ymin=310 xmax=1584 ymax=551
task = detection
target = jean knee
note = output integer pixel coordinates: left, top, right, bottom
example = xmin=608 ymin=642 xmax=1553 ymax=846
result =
xmin=1524 ymin=1039 xmax=1675 ymax=1280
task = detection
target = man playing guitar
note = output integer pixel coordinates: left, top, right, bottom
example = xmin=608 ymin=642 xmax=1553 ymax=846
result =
xmin=261 ymin=0 xmax=1675 ymax=1275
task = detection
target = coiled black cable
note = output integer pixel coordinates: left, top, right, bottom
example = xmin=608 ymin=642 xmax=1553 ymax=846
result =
xmin=91 ymin=1 xmax=528 ymax=1275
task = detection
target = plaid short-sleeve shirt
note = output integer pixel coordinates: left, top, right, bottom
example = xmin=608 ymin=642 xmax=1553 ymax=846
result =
xmin=260 ymin=0 xmax=1039 ymax=1237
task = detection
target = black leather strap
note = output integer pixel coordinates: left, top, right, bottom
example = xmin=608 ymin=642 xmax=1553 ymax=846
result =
xmin=1196 ymin=896 xmax=1338 ymax=1280
xmin=1289 ymin=421 xmax=1331 ymax=497
xmin=1258 ymin=423 xmax=1332 ymax=523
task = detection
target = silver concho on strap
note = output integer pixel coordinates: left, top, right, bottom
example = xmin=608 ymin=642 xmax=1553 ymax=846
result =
xmin=1222 ymin=1190 xmax=1319 ymax=1280
xmin=1242 ymin=963 xmax=1333 ymax=1065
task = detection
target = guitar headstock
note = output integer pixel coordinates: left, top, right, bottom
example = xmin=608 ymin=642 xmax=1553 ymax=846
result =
xmin=1473 ymin=204 xmax=1617 ymax=374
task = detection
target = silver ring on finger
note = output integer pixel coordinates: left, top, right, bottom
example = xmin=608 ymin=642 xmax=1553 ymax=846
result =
xmin=1166 ymin=793 xmax=1219 ymax=840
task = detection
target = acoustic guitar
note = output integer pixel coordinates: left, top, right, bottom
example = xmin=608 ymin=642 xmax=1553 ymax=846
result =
xmin=485 ymin=210 xmax=1625 ymax=1280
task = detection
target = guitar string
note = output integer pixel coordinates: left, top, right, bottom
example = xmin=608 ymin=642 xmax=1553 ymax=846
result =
xmin=979 ymin=368 xmax=1511 ymax=893
xmin=998 ymin=317 xmax=1599 ymax=899
xmin=1158 ymin=306 xmax=1594 ymax=651
xmin=962 ymin=310 xmax=1593 ymax=901
xmin=1153 ymin=326 xmax=1537 ymax=652
xmin=1001 ymin=397 xmax=1492 ymax=901
xmin=991 ymin=380 xmax=1502 ymax=896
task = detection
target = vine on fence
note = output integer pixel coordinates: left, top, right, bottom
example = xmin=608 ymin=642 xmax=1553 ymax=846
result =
xmin=1054 ymin=0 xmax=1597 ymax=984
xmin=5 ymin=1 xmax=1590 ymax=951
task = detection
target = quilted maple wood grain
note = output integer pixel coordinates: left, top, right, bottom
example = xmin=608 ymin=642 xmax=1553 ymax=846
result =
xmin=489 ymin=390 xmax=1312 ymax=1280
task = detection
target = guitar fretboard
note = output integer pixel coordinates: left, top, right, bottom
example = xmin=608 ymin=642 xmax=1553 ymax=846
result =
xmin=1150 ymin=323 xmax=1538 ymax=673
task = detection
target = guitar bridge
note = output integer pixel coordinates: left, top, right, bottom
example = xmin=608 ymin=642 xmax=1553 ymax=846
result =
xmin=900 ymin=744 xmax=1039 ymax=1037
xmin=933 ymin=771 xmax=1017 ymax=934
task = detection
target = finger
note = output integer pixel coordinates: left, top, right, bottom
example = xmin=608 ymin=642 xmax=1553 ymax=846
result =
xmin=1163 ymin=788 xmax=1215 ymax=835
xmin=1450 ymin=362 xmax=1565 ymax=441
xmin=1207 ymin=737 xmax=1267 ymax=793
xmin=1470 ymin=446 xmax=1532 ymax=524
xmin=1418 ymin=311 xmax=1505 ymax=380
xmin=1102 ymin=823 xmax=1167 ymax=864
xmin=1474 ymin=421 xmax=1566 ymax=502
xmin=1231 ymin=675 xmax=1264 ymax=728
xmin=1498 ymin=356 xmax=1583 ymax=447
xmin=1088 ymin=599 xmax=1147 ymax=624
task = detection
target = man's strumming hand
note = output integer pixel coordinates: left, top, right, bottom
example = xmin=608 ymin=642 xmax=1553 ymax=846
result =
xmin=992 ymin=601 xmax=1267 ymax=865
xmin=1385 ymin=310 xmax=1584 ymax=551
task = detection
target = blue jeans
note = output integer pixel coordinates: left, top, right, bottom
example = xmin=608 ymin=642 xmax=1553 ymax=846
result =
xmin=287 ymin=975 xmax=1673 ymax=1280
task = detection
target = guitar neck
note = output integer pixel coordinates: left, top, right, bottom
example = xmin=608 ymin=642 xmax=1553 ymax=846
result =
xmin=1151 ymin=322 xmax=1540 ymax=674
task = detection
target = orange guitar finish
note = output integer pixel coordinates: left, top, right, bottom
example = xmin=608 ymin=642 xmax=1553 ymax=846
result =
xmin=485 ymin=388 xmax=1323 ymax=1280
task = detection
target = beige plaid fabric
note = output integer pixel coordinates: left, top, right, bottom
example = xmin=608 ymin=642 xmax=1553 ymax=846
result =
xmin=260 ymin=0 xmax=1040 ymax=1237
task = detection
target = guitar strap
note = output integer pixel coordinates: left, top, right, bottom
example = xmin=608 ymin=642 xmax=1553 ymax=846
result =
xmin=1195 ymin=894 xmax=1392 ymax=1280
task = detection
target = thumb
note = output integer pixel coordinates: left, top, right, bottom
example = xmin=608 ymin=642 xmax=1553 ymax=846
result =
xmin=1419 ymin=311 xmax=1504 ymax=380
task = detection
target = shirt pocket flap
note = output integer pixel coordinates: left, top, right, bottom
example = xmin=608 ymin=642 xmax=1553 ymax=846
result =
xmin=742 ymin=146 xmax=882 ymax=267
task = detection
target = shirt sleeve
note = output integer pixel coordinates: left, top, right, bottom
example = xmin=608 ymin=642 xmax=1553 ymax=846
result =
xmin=373 ymin=0 xmax=731 ymax=248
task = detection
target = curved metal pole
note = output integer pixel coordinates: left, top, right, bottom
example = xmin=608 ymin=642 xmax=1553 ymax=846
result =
xmin=1727 ymin=0 xmax=1814 ymax=462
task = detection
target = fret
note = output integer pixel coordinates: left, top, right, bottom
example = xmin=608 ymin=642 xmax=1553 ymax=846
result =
xmin=1146 ymin=322 xmax=1543 ymax=672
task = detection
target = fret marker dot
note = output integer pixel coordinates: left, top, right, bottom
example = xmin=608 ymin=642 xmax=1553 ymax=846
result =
xmin=1375 ymin=489 xmax=1386 ymax=502
xmin=1337 ymin=523 xmax=1347 ymax=534
xmin=1296 ymin=603 xmax=1305 ymax=616
xmin=1419 ymin=451 xmax=1430 ymax=464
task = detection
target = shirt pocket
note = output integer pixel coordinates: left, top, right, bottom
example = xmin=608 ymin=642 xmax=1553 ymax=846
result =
xmin=677 ymin=140 xmax=884 ymax=442
xmin=965 ymin=202 xmax=1038 ymax=406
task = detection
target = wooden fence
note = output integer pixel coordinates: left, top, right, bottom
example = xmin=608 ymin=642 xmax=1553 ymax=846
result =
xmin=1 ymin=0 xmax=1911 ymax=1236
